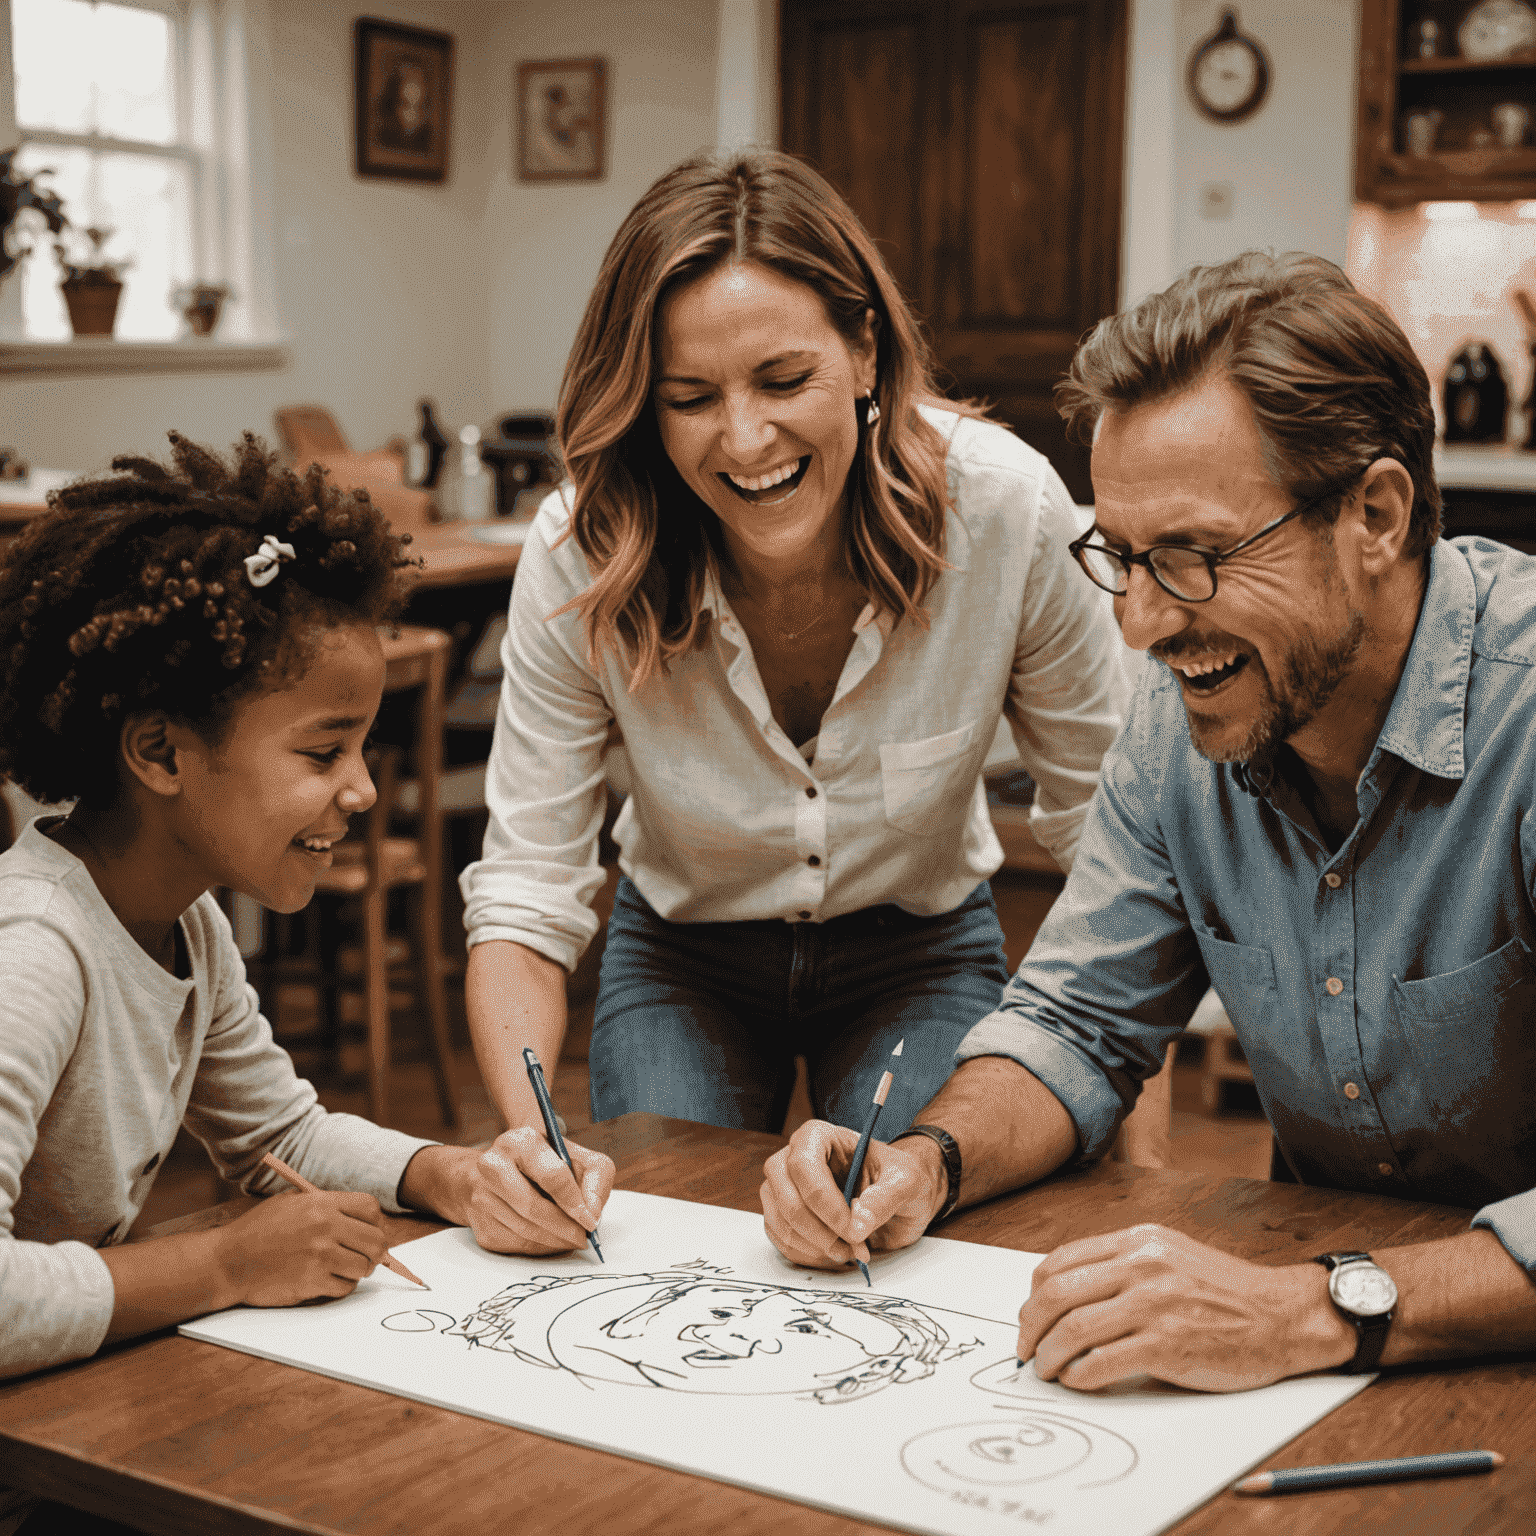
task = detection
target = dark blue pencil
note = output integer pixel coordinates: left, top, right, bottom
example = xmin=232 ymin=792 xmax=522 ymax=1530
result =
xmin=1234 ymin=1449 xmax=1503 ymax=1495
xmin=841 ymin=1039 xmax=902 ymax=1286
xmin=523 ymin=1047 xmax=604 ymax=1263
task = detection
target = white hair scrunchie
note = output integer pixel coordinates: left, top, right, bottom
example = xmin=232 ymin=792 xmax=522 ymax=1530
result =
xmin=244 ymin=533 xmax=297 ymax=588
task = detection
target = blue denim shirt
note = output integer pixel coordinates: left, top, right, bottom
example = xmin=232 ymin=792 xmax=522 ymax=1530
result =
xmin=959 ymin=536 xmax=1536 ymax=1272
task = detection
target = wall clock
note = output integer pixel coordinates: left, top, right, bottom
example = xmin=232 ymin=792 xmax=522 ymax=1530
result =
xmin=1187 ymin=8 xmax=1271 ymax=124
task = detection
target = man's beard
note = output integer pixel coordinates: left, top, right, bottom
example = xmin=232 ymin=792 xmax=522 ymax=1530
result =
xmin=1179 ymin=609 xmax=1367 ymax=764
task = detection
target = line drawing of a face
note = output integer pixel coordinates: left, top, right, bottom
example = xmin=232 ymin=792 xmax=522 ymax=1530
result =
xmin=403 ymin=1262 xmax=982 ymax=1404
xmin=901 ymin=1413 xmax=1138 ymax=1495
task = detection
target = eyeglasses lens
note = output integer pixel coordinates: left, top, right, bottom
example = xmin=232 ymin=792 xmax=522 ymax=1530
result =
xmin=1148 ymin=548 xmax=1215 ymax=601
xmin=1078 ymin=545 xmax=1129 ymax=594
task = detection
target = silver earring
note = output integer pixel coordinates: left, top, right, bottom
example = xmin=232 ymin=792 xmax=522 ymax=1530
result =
xmin=863 ymin=390 xmax=880 ymax=427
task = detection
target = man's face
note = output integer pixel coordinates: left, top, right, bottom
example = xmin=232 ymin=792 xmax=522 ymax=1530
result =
xmin=550 ymin=1281 xmax=908 ymax=1394
xmin=1090 ymin=371 xmax=1364 ymax=763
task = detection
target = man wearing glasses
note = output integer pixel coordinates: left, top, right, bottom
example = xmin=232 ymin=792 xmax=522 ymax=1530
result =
xmin=761 ymin=251 xmax=1536 ymax=1392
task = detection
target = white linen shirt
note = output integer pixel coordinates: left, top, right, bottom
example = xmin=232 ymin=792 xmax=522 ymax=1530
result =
xmin=460 ymin=408 xmax=1130 ymax=973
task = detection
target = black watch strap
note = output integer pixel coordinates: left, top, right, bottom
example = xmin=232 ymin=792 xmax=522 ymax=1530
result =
xmin=1313 ymin=1251 xmax=1392 ymax=1373
xmin=892 ymin=1124 xmax=961 ymax=1231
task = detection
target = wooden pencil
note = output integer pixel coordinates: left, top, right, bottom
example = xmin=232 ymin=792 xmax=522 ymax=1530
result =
xmin=259 ymin=1150 xmax=429 ymax=1290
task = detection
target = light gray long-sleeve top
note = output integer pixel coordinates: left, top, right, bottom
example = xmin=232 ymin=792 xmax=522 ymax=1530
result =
xmin=0 ymin=818 xmax=435 ymax=1379
xmin=461 ymin=407 xmax=1131 ymax=972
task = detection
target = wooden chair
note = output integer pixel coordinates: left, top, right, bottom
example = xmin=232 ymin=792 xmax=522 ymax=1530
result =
xmin=273 ymin=404 xmax=432 ymax=533
xmin=310 ymin=626 xmax=458 ymax=1129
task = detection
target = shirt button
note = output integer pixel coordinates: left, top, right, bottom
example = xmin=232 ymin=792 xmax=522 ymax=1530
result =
xmin=806 ymin=786 xmax=818 ymax=798
xmin=798 ymin=910 xmax=812 ymax=921
xmin=1324 ymin=873 xmax=1342 ymax=889
xmin=1377 ymin=1162 xmax=1393 ymax=1176
xmin=142 ymin=1153 xmax=161 ymax=1175
xmin=1325 ymin=977 xmax=1344 ymax=996
xmin=807 ymin=855 xmax=821 ymax=867
xmin=1344 ymin=1081 xmax=1360 ymax=1100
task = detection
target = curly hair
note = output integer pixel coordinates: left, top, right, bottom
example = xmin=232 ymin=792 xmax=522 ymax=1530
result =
xmin=555 ymin=149 xmax=986 ymax=687
xmin=0 ymin=431 xmax=419 ymax=807
xmin=1055 ymin=250 xmax=1441 ymax=559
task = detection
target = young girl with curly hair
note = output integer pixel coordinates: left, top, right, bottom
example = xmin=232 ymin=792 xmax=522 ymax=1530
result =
xmin=0 ymin=434 xmax=606 ymax=1405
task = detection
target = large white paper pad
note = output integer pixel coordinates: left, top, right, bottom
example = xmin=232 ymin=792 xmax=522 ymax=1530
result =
xmin=180 ymin=1191 xmax=1370 ymax=1536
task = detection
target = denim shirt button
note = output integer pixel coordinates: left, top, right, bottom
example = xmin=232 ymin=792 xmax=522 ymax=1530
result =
xmin=1377 ymin=1161 xmax=1393 ymax=1176
xmin=1324 ymin=872 xmax=1342 ymax=889
xmin=1325 ymin=976 xmax=1344 ymax=996
xmin=1344 ymin=1081 xmax=1361 ymax=1100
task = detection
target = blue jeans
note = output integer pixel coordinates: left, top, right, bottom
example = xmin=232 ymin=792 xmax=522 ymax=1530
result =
xmin=589 ymin=877 xmax=1009 ymax=1135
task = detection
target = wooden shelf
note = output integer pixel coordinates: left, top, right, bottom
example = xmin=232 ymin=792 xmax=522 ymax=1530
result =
xmin=1400 ymin=50 xmax=1536 ymax=74
xmin=1358 ymin=1 xmax=1536 ymax=204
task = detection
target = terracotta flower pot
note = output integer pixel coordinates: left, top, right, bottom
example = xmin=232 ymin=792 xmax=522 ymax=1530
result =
xmin=61 ymin=277 xmax=123 ymax=337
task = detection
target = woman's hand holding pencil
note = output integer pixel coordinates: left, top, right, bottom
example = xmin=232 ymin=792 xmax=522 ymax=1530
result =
xmin=460 ymin=1125 xmax=615 ymax=1257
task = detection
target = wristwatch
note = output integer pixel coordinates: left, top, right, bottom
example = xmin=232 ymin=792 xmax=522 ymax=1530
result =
xmin=1313 ymin=1251 xmax=1398 ymax=1372
xmin=891 ymin=1124 xmax=961 ymax=1231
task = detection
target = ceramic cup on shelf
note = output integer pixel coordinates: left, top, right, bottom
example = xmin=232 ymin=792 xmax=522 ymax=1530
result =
xmin=1416 ymin=17 xmax=1441 ymax=56
xmin=1404 ymin=107 xmax=1444 ymax=157
xmin=1493 ymin=102 xmax=1531 ymax=150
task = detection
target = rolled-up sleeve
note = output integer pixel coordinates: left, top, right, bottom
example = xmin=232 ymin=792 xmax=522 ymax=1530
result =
xmin=1004 ymin=475 xmax=1131 ymax=872
xmin=1471 ymin=1191 xmax=1536 ymax=1273
xmin=458 ymin=495 xmax=613 ymax=973
xmin=957 ymin=684 xmax=1207 ymax=1159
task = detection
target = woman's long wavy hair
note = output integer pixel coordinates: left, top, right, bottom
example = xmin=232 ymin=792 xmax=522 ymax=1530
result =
xmin=554 ymin=150 xmax=982 ymax=686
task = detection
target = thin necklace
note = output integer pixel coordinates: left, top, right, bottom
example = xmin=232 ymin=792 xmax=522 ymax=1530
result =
xmin=773 ymin=600 xmax=830 ymax=643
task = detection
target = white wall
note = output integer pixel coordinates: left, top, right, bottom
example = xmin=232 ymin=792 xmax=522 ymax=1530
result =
xmin=479 ymin=0 xmax=719 ymax=418
xmin=1173 ymin=0 xmax=1357 ymax=272
xmin=1123 ymin=0 xmax=1358 ymax=305
xmin=2 ymin=0 xmax=498 ymax=474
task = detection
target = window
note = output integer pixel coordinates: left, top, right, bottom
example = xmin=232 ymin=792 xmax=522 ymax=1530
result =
xmin=13 ymin=0 xmax=197 ymax=339
xmin=4 ymin=0 xmax=273 ymax=348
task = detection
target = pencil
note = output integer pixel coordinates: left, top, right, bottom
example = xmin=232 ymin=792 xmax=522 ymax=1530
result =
xmin=1234 ymin=1449 xmax=1503 ymax=1495
xmin=841 ymin=1039 xmax=903 ymax=1287
xmin=259 ymin=1151 xmax=430 ymax=1289
xmin=522 ymin=1048 xmax=604 ymax=1263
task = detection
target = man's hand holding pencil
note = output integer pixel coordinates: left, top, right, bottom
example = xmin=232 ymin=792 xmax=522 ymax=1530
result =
xmin=760 ymin=1123 xmax=947 ymax=1272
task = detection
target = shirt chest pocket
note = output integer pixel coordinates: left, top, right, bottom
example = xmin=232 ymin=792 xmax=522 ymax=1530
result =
xmin=879 ymin=721 xmax=979 ymax=837
xmin=1390 ymin=936 xmax=1536 ymax=1136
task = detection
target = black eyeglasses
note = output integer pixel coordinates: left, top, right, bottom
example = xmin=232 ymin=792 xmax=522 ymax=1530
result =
xmin=1068 ymin=477 xmax=1362 ymax=603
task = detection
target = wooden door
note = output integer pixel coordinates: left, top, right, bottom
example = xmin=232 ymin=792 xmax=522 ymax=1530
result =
xmin=781 ymin=0 xmax=1127 ymax=502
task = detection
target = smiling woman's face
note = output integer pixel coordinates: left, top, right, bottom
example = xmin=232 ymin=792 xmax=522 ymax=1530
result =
xmin=652 ymin=260 xmax=877 ymax=568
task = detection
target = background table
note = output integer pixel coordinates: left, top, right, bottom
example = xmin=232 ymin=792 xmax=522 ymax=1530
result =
xmin=1 ymin=1115 xmax=1531 ymax=1535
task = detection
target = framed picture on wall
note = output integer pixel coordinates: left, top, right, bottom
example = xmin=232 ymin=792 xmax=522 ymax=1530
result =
xmin=516 ymin=57 xmax=607 ymax=182
xmin=354 ymin=18 xmax=454 ymax=182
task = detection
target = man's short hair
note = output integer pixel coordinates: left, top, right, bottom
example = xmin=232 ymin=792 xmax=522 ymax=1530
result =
xmin=1056 ymin=251 xmax=1441 ymax=559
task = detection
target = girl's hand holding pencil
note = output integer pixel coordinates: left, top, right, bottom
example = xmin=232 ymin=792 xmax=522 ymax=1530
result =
xmin=214 ymin=1176 xmax=392 ymax=1306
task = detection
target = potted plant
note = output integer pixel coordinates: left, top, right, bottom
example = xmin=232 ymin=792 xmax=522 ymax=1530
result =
xmin=0 ymin=148 xmax=67 ymax=284
xmin=54 ymin=225 xmax=131 ymax=338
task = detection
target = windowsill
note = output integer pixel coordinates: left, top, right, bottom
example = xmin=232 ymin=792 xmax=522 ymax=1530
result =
xmin=0 ymin=338 xmax=291 ymax=377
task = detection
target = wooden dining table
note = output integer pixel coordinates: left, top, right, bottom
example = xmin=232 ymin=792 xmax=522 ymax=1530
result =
xmin=1 ymin=1114 xmax=1532 ymax=1536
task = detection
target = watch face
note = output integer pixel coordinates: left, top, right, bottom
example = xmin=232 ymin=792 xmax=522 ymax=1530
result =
xmin=1331 ymin=1262 xmax=1398 ymax=1317
xmin=1195 ymin=40 xmax=1260 ymax=115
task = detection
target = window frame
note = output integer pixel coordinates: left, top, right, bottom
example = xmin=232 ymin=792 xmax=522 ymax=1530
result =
xmin=0 ymin=0 xmax=286 ymax=373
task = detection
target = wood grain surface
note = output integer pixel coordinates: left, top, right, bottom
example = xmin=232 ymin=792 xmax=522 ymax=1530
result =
xmin=1 ymin=1114 xmax=1531 ymax=1535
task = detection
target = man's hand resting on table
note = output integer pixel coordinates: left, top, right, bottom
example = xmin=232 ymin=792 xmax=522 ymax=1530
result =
xmin=1018 ymin=1224 xmax=1357 ymax=1393
xmin=761 ymin=1120 xmax=948 ymax=1270
xmin=400 ymin=1131 xmax=615 ymax=1256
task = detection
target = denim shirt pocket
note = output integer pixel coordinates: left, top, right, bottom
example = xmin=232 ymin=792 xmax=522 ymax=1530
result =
xmin=879 ymin=720 xmax=978 ymax=836
xmin=1192 ymin=925 xmax=1278 ymax=1029
xmin=1390 ymin=936 xmax=1535 ymax=1134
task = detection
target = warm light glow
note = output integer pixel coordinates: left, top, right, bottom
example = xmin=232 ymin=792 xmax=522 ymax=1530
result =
xmin=1422 ymin=202 xmax=1479 ymax=222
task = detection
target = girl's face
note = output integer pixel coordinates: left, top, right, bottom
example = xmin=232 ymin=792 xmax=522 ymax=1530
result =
xmin=652 ymin=260 xmax=877 ymax=568
xmin=172 ymin=622 xmax=384 ymax=913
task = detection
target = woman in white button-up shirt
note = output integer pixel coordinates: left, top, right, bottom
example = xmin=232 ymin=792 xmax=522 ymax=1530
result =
xmin=457 ymin=152 xmax=1136 ymax=1256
